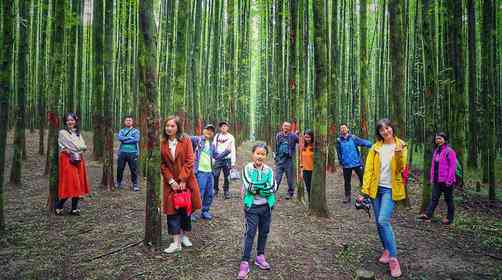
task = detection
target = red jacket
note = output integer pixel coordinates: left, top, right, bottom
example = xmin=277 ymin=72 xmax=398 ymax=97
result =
xmin=160 ymin=137 xmax=201 ymax=215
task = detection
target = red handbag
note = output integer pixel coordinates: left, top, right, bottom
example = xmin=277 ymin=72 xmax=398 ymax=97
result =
xmin=172 ymin=189 xmax=192 ymax=215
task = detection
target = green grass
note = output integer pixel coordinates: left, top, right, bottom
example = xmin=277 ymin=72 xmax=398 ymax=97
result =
xmin=453 ymin=215 xmax=502 ymax=250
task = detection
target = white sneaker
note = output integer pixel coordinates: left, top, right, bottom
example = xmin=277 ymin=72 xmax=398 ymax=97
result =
xmin=181 ymin=235 xmax=193 ymax=247
xmin=163 ymin=242 xmax=181 ymax=254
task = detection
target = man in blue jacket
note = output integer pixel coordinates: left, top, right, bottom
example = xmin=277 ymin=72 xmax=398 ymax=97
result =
xmin=335 ymin=124 xmax=372 ymax=203
xmin=116 ymin=116 xmax=141 ymax=191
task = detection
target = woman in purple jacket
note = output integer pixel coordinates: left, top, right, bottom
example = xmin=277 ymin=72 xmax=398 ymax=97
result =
xmin=419 ymin=132 xmax=457 ymax=225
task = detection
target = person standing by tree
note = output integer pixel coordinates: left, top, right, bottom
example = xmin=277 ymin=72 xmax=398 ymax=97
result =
xmin=418 ymin=132 xmax=457 ymax=225
xmin=336 ymin=123 xmax=372 ymax=203
xmin=56 ymin=113 xmax=90 ymax=215
xmin=274 ymin=122 xmax=299 ymax=200
xmin=299 ymin=129 xmax=314 ymax=201
xmin=213 ymin=121 xmax=236 ymax=199
xmin=160 ymin=116 xmax=202 ymax=254
xmin=116 ymin=116 xmax=140 ymax=191
xmin=357 ymin=119 xmax=407 ymax=278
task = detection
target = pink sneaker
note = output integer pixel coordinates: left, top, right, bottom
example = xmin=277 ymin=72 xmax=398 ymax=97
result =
xmin=237 ymin=261 xmax=250 ymax=279
xmin=379 ymin=250 xmax=390 ymax=264
xmin=389 ymin=257 xmax=402 ymax=278
xmin=255 ymin=255 xmax=271 ymax=270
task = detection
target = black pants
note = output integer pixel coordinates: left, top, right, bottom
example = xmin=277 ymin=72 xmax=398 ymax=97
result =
xmin=166 ymin=208 xmax=192 ymax=235
xmin=242 ymin=204 xmax=272 ymax=262
xmin=342 ymin=166 xmax=364 ymax=198
xmin=117 ymin=152 xmax=139 ymax=187
xmin=303 ymin=170 xmax=313 ymax=199
xmin=57 ymin=197 xmax=80 ymax=210
xmin=213 ymin=159 xmax=231 ymax=193
xmin=426 ymin=182 xmax=455 ymax=222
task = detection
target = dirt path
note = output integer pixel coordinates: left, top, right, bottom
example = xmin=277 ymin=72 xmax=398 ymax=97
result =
xmin=1 ymin=132 xmax=501 ymax=280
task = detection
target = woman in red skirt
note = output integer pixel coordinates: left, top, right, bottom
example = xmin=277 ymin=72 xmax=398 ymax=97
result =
xmin=56 ymin=113 xmax=90 ymax=215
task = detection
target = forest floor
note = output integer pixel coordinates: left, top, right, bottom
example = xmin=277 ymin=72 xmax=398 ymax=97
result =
xmin=1 ymin=131 xmax=502 ymax=280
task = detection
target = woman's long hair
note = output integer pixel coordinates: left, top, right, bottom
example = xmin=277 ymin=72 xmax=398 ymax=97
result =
xmin=302 ymin=129 xmax=314 ymax=150
xmin=63 ymin=112 xmax=80 ymax=136
xmin=161 ymin=115 xmax=187 ymax=142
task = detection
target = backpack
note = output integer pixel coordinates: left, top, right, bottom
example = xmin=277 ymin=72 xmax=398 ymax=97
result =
xmin=445 ymin=147 xmax=464 ymax=187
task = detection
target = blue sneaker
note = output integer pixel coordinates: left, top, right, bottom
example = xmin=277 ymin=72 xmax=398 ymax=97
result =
xmin=201 ymin=211 xmax=213 ymax=220
xmin=132 ymin=185 xmax=140 ymax=192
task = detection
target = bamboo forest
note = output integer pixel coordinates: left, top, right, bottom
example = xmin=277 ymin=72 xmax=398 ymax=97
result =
xmin=1 ymin=0 xmax=502 ymax=279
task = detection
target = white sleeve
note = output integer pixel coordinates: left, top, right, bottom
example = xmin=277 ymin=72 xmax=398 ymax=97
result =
xmin=230 ymin=134 xmax=237 ymax=166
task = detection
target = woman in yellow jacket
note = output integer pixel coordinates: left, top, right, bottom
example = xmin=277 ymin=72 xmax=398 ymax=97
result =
xmin=357 ymin=119 xmax=407 ymax=278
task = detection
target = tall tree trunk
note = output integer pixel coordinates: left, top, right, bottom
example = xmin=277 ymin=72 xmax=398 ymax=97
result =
xmin=10 ymin=0 xmax=30 ymax=185
xmin=101 ymin=0 xmax=114 ymax=190
xmin=420 ymin=0 xmax=437 ymax=213
xmin=38 ymin=0 xmax=48 ymax=155
xmin=310 ymin=0 xmax=329 ymax=217
xmin=173 ymin=0 xmax=188 ymax=113
xmin=139 ymin=0 xmax=162 ymax=248
xmin=467 ymin=0 xmax=478 ymax=169
xmin=388 ymin=0 xmax=406 ymax=137
xmin=446 ymin=0 xmax=466 ymax=165
xmin=93 ymin=0 xmax=104 ymax=161
xmin=48 ymin=0 xmax=65 ymax=214
xmin=359 ymin=0 xmax=369 ymax=140
xmin=480 ymin=0 xmax=497 ymax=201
xmin=0 ymin=0 xmax=15 ymax=232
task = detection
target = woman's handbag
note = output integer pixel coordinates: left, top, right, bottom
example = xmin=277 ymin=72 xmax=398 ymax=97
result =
xmin=173 ymin=189 xmax=192 ymax=214
xmin=69 ymin=152 xmax=82 ymax=166
xmin=229 ymin=168 xmax=240 ymax=181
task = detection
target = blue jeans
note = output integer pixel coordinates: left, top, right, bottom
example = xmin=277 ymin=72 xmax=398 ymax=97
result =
xmin=197 ymin=171 xmax=214 ymax=213
xmin=275 ymin=158 xmax=294 ymax=195
xmin=371 ymin=187 xmax=397 ymax=257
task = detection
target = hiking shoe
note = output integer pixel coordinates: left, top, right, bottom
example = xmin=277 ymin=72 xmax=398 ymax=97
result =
xmin=70 ymin=209 xmax=80 ymax=216
xmin=55 ymin=209 xmax=64 ymax=216
xmin=181 ymin=235 xmax=192 ymax=247
xmin=163 ymin=242 xmax=181 ymax=254
xmin=389 ymin=257 xmax=402 ymax=278
xmin=379 ymin=250 xmax=390 ymax=264
xmin=417 ymin=214 xmax=431 ymax=221
xmin=132 ymin=185 xmax=140 ymax=192
xmin=224 ymin=192 xmax=230 ymax=199
xmin=237 ymin=261 xmax=250 ymax=279
xmin=255 ymin=255 xmax=271 ymax=270
xmin=343 ymin=196 xmax=351 ymax=204
xmin=201 ymin=211 xmax=213 ymax=220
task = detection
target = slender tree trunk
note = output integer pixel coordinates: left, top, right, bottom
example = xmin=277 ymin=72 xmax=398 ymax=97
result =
xmin=0 ymin=0 xmax=15 ymax=232
xmin=101 ymin=0 xmax=114 ymax=190
xmin=420 ymin=0 xmax=437 ymax=213
xmin=446 ymin=0 xmax=466 ymax=165
xmin=388 ymin=0 xmax=406 ymax=137
xmin=480 ymin=0 xmax=497 ymax=201
xmin=93 ymin=0 xmax=104 ymax=161
xmin=139 ymin=0 xmax=162 ymax=248
xmin=467 ymin=0 xmax=478 ymax=169
xmin=310 ymin=0 xmax=329 ymax=218
xmin=48 ymin=0 xmax=65 ymax=214
xmin=10 ymin=0 xmax=30 ymax=185
xmin=359 ymin=0 xmax=369 ymax=140
xmin=37 ymin=0 xmax=48 ymax=155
